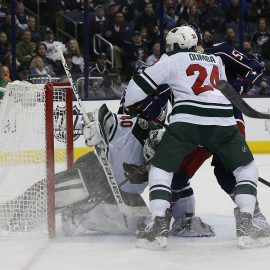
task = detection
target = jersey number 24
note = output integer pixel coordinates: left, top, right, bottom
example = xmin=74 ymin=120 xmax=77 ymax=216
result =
xmin=186 ymin=64 xmax=219 ymax=95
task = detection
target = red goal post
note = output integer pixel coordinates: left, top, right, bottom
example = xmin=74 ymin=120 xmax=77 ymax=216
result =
xmin=0 ymin=81 xmax=74 ymax=238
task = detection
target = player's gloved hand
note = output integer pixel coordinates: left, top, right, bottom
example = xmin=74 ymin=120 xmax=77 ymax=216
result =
xmin=231 ymin=78 xmax=251 ymax=95
xmin=123 ymin=163 xmax=149 ymax=184
xmin=143 ymin=129 xmax=164 ymax=162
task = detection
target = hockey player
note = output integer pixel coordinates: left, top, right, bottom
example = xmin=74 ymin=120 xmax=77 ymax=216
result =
xmin=168 ymin=26 xmax=269 ymax=236
xmin=119 ymin=61 xmax=215 ymax=237
xmin=124 ymin=25 xmax=270 ymax=249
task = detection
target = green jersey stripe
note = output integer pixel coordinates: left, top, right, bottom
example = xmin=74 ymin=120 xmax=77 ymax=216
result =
xmin=172 ymin=105 xmax=234 ymax=118
xmin=174 ymin=100 xmax=232 ymax=108
xmin=150 ymin=184 xmax=171 ymax=191
xmin=133 ymin=74 xmax=156 ymax=95
xmin=150 ymin=189 xmax=171 ymax=201
xmin=235 ymin=184 xmax=257 ymax=196
xmin=142 ymin=71 xmax=158 ymax=88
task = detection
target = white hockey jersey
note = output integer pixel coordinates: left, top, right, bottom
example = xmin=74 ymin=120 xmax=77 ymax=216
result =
xmin=124 ymin=49 xmax=236 ymax=126
xmin=102 ymin=114 xmax=148 ymax=194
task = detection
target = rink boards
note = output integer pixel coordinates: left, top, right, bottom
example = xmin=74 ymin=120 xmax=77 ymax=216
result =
xmin=73 ymin=97 xmax=270 ymax=158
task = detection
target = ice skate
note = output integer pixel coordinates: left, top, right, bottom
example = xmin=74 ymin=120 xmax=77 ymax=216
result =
xmin=136 ymin=209 xmax=172 ymax=250
xmin=252 ymin=203 xmax=270 ymax=232
xmin=234 ymin=207 xmax=270 ymax=248
xmin=171 ymin=214 xmax=215 ymax=237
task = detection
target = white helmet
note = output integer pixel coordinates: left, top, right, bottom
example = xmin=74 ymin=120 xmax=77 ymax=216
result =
xmin=166 ymin=26 xmax=198 ymax=52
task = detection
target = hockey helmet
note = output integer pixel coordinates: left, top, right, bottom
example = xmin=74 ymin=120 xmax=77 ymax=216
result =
xmin=166 ymin=26 xmax=198 ymax=52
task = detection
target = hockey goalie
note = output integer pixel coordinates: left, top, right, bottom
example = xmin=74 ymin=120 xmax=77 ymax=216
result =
xmin=0 ymin=103 xmax=215 ymax=237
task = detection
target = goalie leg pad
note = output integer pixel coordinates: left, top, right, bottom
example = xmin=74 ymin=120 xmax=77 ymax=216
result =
xmin=61 ymin=201 xmax=141 ymax=236
xmin=55 ymin=168 xmax=89 ymax=209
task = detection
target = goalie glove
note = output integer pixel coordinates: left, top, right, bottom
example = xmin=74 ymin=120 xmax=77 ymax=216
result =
xmin=83 ymin=104 xmax=115 ymax=148
xmin=143 ymin=129 xmax=164 ymax=162
xmin=123 ymin=163 xmax=149 ymax=184
xmin=82 ymin=110 xmax=105 ymax=148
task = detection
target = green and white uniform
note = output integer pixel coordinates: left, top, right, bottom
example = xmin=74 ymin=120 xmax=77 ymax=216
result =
xmin=124 ymin=49 xmax=258 ymax=219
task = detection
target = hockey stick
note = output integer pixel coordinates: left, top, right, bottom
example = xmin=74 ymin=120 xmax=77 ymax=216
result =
xmin=55 ymin=45 xmax=149 ymax=217
xmin=55 ymin=45 xmax=90 ymax=124
xmin=259 ymin=177 xmax=270 ymax=187
xmin=218 ymin=80 xmax=270 ymax=119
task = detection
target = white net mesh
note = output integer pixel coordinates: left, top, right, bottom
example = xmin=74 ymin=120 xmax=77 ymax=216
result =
xmin=0 ymin=81 xmax=72 ymax=237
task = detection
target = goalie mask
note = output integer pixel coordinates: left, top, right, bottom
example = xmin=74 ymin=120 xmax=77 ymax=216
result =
xmin=166 ymin=26 xmax=198 ymax=52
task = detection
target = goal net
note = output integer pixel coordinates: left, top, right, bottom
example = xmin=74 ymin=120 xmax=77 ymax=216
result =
xmin=0 ymin=81 xmax=73 ymax=238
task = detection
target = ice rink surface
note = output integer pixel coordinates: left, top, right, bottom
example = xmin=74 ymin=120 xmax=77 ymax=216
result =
xmin=0 ymin=154 xmax=269 ymax=270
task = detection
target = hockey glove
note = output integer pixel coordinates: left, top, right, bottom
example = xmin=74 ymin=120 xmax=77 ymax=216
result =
xmin=123 ymin=163 xmax=149 ymax=184
xmin=143 ymin=129 xmax=164 ymax=162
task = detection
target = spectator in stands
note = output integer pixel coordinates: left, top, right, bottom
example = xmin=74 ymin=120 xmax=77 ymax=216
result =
xmin=164 ymin=4 xmax=178 ymax=29
xmin=89 ymin=52 xmax=110 ymax=78
xmin=185 ymin=4 xmax=200 ymax=26
xmin=250 ymin=18 xmax=270 ymax=56
xmin=106 ymin=1 xmax=121 ymax=24
xmin=26 ymin=16 xmax=42 ymax=44
xmin=247 ymin=77 xmax=270 ymax=96
xmin=42 ymin=27 xmax=66 ymax=67
xmin=107 ymin=67 xmax=127 ymax=98
xmin=0 ymin=13 xmax=11 ymax=40
xmin=16 ymin=63 xmax=30 ymax=81
xmin=16 ymin=30 xmax=36 ymax=66
xmin=0 ymin=31 xmax=10 ymax=64
xmin=134 ymin=3 xmax=158 ymax=41
xmin=123 ymin=30 xmax=149 ymax=79
xmin=0 ymin=65 xmax=9 ymax=97
xmin=176 ymin=0 xmax=197 ymax=25
xmin=0 ymin=65 xmax=12 ymax=84
xmin=201 ymin=30 xmax=214 ymax=48
xmin=224 ymin=26 xmax=239 ymax=48
xmin=35 ymin=42 xmax=59 ymax=77
xmin=199 ymin=0 xmax=225 ymax=33
xmin=146 ymin=42 xmax=160 ymax=66
xmin=89 ymin=4 xmax=109 ymax=36
xmin=103 ymin=11 xmax=133 ymax=69
xmin=89 ymin=4 xmax=110 ymax=61
xmin=242 ymin=41 xmax=262 ymax=62
xmin=0 ymin=0 xmax=9 ymax=30
xmin=66 ymin=39 xmax=84 ymax=72
xmin=46 ymin=0 xmax=83 ymax=30
xmin=119 ymin=0 xmax=135 ymax=23
xmin=136 ymin=0 xmax=156 ymax=13
xmin=15 ymin=2 xmax=29 ymax=33
xmin=250 ymin=0 xmax=270 ymax=23
xmin=2 ymin=52 xmax=21 ymax=75
xmin=89 ymin=52 xmax=111 ymax=98
xmin=125 ymin=30 xmax=149 ymax=63
xmin=139 ymin=26 xmax=153 ymax=52
xmin=59 ymin=52 xmax=82 ymax=82
xmin=29 ymin=56 xmax=56 ymax=77
xmin=224 ymin=0 xmax=250 ymax=25
xmin=259 ymin=77 xmax=270 ymax=95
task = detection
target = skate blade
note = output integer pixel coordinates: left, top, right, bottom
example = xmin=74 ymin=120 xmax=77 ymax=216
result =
xmin=136 ymin=236 xmax=167 ymax=250
xmin=238 ymin=236 xmax=270 ymax=248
